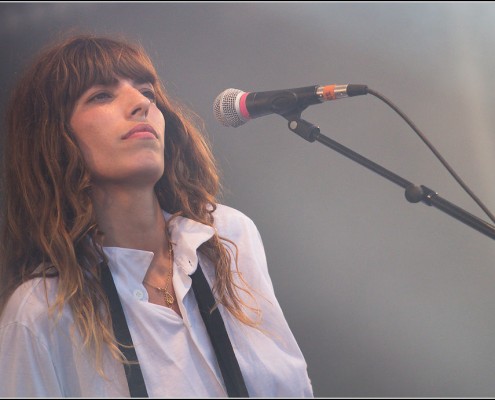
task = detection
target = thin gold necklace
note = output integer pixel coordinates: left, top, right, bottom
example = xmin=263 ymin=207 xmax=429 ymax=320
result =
xmin=143 ymin=241 xmax=175 ymax=308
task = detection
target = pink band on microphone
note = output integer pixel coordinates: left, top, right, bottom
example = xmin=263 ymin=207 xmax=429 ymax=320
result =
xmin=239 ymin=92 xmax=251 ymax=119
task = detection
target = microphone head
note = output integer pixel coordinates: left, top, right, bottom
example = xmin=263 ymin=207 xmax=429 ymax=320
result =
xmin=213 ymin=88 xmax=248 ymax=127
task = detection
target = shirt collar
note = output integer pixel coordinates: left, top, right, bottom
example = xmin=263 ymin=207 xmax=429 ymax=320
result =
xmin=103 ymin=210 xmax=216 ymax=282
xmin=164 ymin=210 xmax=215 ymax=275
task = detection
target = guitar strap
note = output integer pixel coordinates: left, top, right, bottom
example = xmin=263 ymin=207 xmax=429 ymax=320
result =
xmin=100 ymin=262 xmax=148 ymax=397
xmin=190 ymin=265 xmax=249 ymax=397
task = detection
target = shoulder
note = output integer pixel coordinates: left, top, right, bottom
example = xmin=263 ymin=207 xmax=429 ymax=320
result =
xmin=0 ymin=275 xmax=64 ymax=332
xmin=211 ymin=204 xmax=271 ymax=284
xmin=212 ymin=203 xmax=261 ymax=242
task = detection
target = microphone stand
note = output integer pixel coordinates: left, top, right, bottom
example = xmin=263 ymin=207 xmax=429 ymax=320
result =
xmin=284 ymin=115 xmax=495 ymax=240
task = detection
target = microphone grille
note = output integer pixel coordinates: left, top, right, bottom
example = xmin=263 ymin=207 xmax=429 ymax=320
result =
xmin=213 ymin=88 xmax=247 ymax=127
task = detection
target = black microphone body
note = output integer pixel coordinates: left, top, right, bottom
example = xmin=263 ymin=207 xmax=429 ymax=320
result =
xmin=245 ymin=85 xmax=321 ymax=119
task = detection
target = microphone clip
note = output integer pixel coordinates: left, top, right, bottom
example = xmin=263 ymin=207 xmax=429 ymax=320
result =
xmin=284 ymin=113 xmax=321 ymax=143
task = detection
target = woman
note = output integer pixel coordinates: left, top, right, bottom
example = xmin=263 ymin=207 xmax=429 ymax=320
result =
xmin=0 ymin=34 xmax=313 ymax=397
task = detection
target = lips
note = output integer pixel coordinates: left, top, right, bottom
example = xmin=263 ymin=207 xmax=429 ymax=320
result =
xmin=122 ymin=124 xmax=158 ymax=140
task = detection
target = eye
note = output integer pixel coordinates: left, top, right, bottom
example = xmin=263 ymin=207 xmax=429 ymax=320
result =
xmin=88 ymin=91 xmax=113 ymax=102
xmin=141 ymin=89 xmax=156 ymax=103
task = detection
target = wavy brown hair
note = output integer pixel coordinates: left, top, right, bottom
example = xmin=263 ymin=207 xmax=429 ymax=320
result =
xmin=0 ymin=34 xmax=259 ymax=372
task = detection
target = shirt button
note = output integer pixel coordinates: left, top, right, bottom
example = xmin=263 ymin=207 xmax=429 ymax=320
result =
xmin=133 ymin=289 xmax=144 ymax=300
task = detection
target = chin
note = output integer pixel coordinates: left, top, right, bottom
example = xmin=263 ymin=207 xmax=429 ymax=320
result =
xmin=107 ymin=164 xmax=164 ymax=187
xmin=131 ymin=156 xmax=164 ymax=175
xmin=133 ymin=166 xmax=164 ymax=184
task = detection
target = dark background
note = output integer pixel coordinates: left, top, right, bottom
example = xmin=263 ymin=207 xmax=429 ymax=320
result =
xmin=2 ymin=2 xmax=495 ymax=397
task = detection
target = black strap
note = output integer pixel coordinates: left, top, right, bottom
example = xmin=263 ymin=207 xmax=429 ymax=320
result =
xmin=100 ymin=262 xmax=149 ymax=397
xmin=190 ymin=265 xmax=249 ymax=397
xmin=100 ymin=261 xmax=249 ymax=398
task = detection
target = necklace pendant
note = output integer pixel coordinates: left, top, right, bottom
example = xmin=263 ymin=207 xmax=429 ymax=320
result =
xmin=164 ymin=291 xmax=175 ymax=306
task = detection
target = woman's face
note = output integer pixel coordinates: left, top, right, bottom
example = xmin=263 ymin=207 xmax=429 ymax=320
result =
xmin=70 ymin=77 xmax=166 ymax=188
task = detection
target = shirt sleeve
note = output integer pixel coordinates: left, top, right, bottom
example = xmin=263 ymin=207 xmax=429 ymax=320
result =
xmin=0 ymin=321 xmax=63 ymax=397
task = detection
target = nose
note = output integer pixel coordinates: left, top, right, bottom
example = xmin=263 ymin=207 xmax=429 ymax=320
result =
xmin=127 ymin=87 xmax=151 ymax=120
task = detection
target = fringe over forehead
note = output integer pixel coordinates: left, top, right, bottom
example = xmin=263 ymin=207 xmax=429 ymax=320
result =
xmin=47 ymin=35 xmax=158 ymax=115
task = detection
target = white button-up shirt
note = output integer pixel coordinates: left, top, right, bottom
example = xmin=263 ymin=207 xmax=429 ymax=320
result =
xmin=0 ymin=204 xmax=313 ymax=397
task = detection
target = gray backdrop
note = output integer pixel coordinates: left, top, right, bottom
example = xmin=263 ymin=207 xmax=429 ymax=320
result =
xmin=2 ymin=2 xmax=495 ymax=397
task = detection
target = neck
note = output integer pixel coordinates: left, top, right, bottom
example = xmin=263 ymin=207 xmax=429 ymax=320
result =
xmin=91 ymin=183 xmax=168 ymax=253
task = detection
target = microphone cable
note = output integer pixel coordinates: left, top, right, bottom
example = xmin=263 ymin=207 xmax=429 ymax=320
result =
xmin=367 ymin=87 xmax=495 ymax=224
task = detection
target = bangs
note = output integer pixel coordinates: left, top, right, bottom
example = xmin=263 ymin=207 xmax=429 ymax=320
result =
xmin=57 ymin=36 xmax=157 ymax=107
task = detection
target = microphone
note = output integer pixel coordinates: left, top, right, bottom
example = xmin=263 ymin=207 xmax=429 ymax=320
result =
xmin=213 ymin=84 xmax=368 ymax=127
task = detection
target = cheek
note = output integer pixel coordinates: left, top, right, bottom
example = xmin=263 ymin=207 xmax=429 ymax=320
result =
xmin=70 ymin=115 xmax=112 ymax=167
xmin=72 ymin=123 xmax=101 ymax=155
xmin=152 ymin=108 xmax=166 ymax=138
